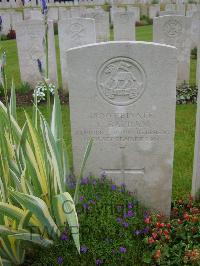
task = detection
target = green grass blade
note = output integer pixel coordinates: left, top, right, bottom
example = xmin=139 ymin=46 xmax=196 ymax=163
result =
xmin=74 ymin=138 xmax=93 ymax=205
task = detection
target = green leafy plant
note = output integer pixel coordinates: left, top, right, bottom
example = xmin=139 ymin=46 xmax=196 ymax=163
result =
xmin=176 ymin=83 xmax=198 ymax=105
xmin=142 ymin=197 xmax=200 ymax=265
xmin=0 ymin=45 xmax=92 ymax=265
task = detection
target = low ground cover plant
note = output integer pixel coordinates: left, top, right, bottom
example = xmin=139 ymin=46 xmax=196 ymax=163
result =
xmin=27 ymin=177 xmax=200 ymax=266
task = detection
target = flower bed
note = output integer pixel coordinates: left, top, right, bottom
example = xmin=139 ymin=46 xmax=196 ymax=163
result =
xmin=25 ymin=177 xmax=200 ymax=266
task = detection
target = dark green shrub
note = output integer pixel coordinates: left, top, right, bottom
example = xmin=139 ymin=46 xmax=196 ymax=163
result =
xmin=176 ymin=83 xmax=198 ymax=105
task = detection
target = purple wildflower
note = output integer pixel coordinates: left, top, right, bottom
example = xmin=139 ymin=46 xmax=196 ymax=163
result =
xmin=83 ymin=203 xmax=89 ymax=210
xmin=60 ymin=233 xmax=68 ymax=241
xmin=80 ymin=177 xmax=89 ymax=185
xmin=79 ymin=196 xmax=84 ymax=202
xmin=40 ymin=0 xmax=48 ymax=14
xmin=116 ymin=217 xmax=122 ymax=223
xmin=96 ymin=259 xmax=103 ymax=265
xmin=57 ymin=256 xmax=63 ymax=264
xmin=127 ymin=210 xmax=134 ymax=218
xmin=128 ymin=202 xmax=133 ymax=209
xmin=142 ymin=227 xmax=149 ymax=234
xmin=119 ymin=246 xmax=127 ymax=254
xmin=111 ymin=184 xmax=117 ymax=191
xmin=80 ymin=245 xmax=88 ymax=253
xmin=93 ymin=180 xmax=97 ymax=185
xmin=134 ymin=230 xmax=141 ymax=236
xmin=122 ymin=221 xmax=129 ymax=228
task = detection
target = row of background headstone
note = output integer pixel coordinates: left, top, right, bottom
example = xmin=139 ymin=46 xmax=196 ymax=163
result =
xmin=0 ymin=2 xmax=199 ymax=35
xmin=14 ymin=12 xmax=199 ymax=89
xmin=0 ymin=0 xmax=198 ymax=8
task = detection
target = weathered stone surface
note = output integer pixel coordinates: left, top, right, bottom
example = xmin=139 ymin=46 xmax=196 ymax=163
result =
xmin=127 ymin=6 xmax=140 ymax=21
xmin=85 ymin=10 xmax=110 ymax=42
xmin=15 ymin=20 xmax=58 ymax=87
xmin=58 ymin=18 xmax=96 ymax=91
xmin=153 ymin=15 xmax=191 ymax=84
xmin=10 ymin=11 xmax=23 ymax=30
xmin=0 ymin=12 xmax=11 ymax=35
xmin=58 ymin=7 xmax=71 ymax=20
xmin=160 ymin=10 xmax=184 ymax=16
xmin=113 ymin=12 xmax=135 ymax=41
xmin=192 ymin=45 xmax=200 ymax=199
xmin=190 ymin=11 xmax=200 ymax=49
xmin=110 ymin=7 xmax=125 ymax=22
xmin=48 ymin=7 xmax=58 ymax=22
xmin=149 ymin=5 xmax=160 ymax=19
xmin=66 ymin=42 xmax=177 ymax=216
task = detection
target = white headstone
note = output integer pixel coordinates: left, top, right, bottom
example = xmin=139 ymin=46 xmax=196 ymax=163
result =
xmin=66 ymin=41 xmax=178 ymax=216
xmin=165 ymin=3 xmax=176 ymax=11
xmin=160 ymin=10 xmax=184 ymax=16
xmin=48 ymin=7 xmax=59 ymax=22
xmin=110 ymin=7 xmax=125 ymax=23
xmin=153 ymin=15 xmax=191 ymax=84
xmin=58 ymin=18 xmax=96 ymax=92
xmin=113 ymin=12 xmax=135 ymax=41
xmin=0 ymin=12 xmax=11 ymax=35
xmin=190 ymin=11 xmax=200 ymax=49
xmin=192 ymin=45 xmax=200 ymax=199
xmin=86 ymin=11 xmax=110 ymax=42
xmin=11 ymin=11 xmax=23 ymax=30
xmin=15 ymin=20 xmax=58 ymax=87
xmin=29 ymin=9 xmax=43 ymax=20
xmin=149 ymin=5 xmax=160 ymax=19
xmin=127 ymin=6 xmax=140 ymax=21
xmin=58 ymin=7 xmax=71 ymax=20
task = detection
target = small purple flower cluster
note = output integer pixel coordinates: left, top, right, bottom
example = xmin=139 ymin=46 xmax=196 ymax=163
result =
xmin=65 ymin=173 xmax=76 ymax=189
xmin=80 ymin=245 xmax=88 ymax=254
xmin=116 ymin=202 xmax=136 ymax=228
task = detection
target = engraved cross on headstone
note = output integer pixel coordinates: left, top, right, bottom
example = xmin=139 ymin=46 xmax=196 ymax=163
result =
xmin=101 ymin=145 xmax=145 ymax=186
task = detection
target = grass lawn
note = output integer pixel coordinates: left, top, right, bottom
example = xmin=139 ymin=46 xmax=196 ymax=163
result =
xmin=1 ymin=24 xmax=197 ymax=89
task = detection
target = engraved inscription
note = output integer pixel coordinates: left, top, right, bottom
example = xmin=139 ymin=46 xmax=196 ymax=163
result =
xmin=119 ymin=13 xmax=129 ymax=24
xmin=164 ymin=19 xmax=182 ymax=38
xmin=70 ymin=23 xmax=85 ymax=45
xmin=97 ymin=57 xmax=146 ymax=106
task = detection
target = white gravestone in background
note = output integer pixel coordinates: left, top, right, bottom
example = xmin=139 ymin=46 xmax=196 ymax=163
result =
xmin=66 ymin=42 xmax=177 ymax=216
xmin=113 ymin=12 xmax=135 ymax=41
xmin=86 ymin=11 xmax=110 ymax=42
xmin=11 ymin=12 xmax=23 ymax=30
xmin=149 ymin=5 xmax=160 ymax=19
xmin=0 ymin=12 xmax=11 ymax=35
xmin=127 ymin=6 xmax=140 ymax=22
xmin=58 ymin=18 xmax=96 ymax=92
xmin=48 ymin=7 xmax=59 ymax=22
xmin=160 ymin=10 xmax=184 ymax=16
xmin=15 ymin=20 xmax=58 ymax=87
xmin=192 ymin=45 xmax=200 ymax=199
xmin=58 ymin=7 xmax=71 ymax=20
xmin=110 ymin=7 xmax=125 ymax=23
xmin=190 ymin=12 xmax=200 ymax=49
xmin=153 ymin=15 xmax=191 ymax=85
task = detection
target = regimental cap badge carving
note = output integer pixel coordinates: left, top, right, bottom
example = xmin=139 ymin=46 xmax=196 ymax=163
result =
xmin=97 ymin=57 xmax=146 ymax=106
xmin=164 ymin=18 xmax=183 ymax=38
